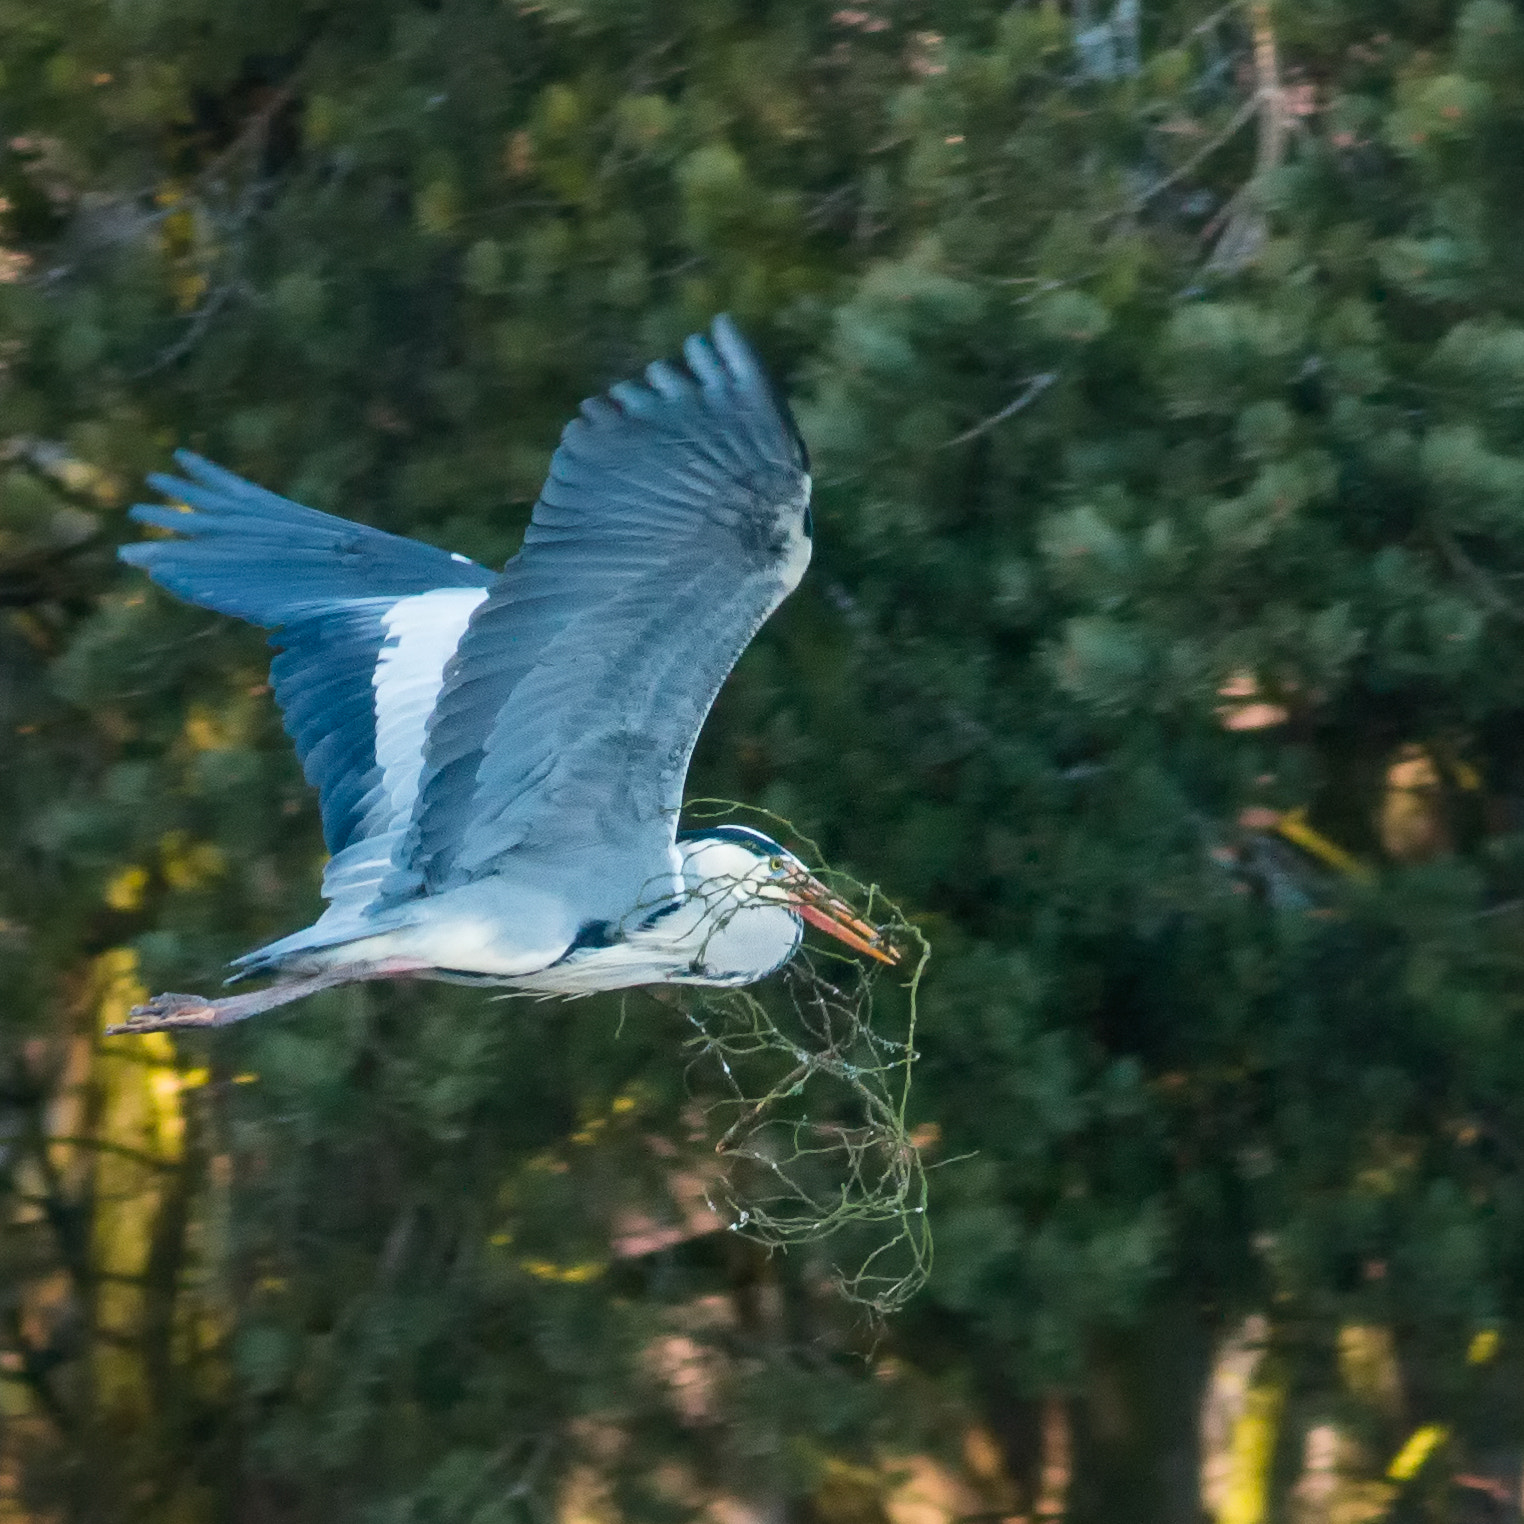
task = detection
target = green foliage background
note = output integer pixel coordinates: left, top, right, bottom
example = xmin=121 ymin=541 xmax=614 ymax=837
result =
xmin=8 ymin=1 xmax=1524 ymax=1519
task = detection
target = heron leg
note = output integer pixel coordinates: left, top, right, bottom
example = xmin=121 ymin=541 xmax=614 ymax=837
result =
xmin=105 ymin=959 xmax=426 ymax=1035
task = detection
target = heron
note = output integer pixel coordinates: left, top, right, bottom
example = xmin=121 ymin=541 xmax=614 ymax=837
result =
xmin=110 ymin=316 xmax=897 ymax=1034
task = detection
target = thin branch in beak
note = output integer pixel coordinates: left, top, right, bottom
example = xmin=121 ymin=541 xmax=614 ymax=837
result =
xmin=785 ymin=870 xmax=899 ymax=964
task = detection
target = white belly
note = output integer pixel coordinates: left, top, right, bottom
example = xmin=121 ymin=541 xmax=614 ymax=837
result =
xmin=319 ymin=879 xmax=579 ymax=979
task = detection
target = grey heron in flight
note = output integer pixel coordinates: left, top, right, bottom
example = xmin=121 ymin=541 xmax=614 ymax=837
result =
xmin=110 ymin=317 xmax=897 ymax=1034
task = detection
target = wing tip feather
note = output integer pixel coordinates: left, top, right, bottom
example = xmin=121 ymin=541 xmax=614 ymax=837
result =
xmin=566 ymin=314 xmax=807 ymax=475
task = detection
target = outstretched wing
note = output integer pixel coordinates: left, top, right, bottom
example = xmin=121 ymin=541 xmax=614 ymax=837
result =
xmin=121 ymin=453 xmax=496 ymax=869
xmin=399 ymin=315 xmax=811 ymax=904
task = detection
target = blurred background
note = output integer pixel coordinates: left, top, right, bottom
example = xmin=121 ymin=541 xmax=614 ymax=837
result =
xmin=6 ymin=1 xmax=1524 ymax=1519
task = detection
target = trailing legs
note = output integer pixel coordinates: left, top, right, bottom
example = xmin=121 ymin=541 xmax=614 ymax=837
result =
xmin=105 ymin=959 xmax=427 ymax=1034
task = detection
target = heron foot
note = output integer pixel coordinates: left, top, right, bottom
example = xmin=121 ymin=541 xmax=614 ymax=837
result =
xmin=107 ymin=993 xmax=221 ymax=1033
xmin=105 ymin=959 xmax=431 ymax=1036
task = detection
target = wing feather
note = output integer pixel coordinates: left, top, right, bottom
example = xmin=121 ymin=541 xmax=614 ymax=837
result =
xmin=120 ymin=452 xmax=496 ymax=858
xmin=401 ymin=316 xmax=810 ymax=903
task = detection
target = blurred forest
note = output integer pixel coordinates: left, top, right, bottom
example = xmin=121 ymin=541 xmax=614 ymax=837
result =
xmin=8 ymin=0 xmax=1524 ymax=1519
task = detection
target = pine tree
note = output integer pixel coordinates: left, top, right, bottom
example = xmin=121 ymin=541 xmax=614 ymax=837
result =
xmin=8 ymin=2 xmax=1524 ymax=1520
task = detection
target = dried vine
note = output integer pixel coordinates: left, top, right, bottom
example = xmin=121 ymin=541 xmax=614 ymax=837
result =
xmin=675 ymin=801 xmax=932 ymax=1315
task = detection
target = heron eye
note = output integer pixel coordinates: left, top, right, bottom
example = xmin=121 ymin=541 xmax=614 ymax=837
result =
xmin=769 ymin=856 xmax=784 ymax=871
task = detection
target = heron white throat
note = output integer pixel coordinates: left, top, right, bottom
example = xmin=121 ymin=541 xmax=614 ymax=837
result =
xmin=110 ymin=318 xmax=897 ymax=1032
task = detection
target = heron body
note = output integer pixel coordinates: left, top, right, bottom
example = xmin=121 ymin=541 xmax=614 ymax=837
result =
xmin=113 ymin=318 xmax=893 ymax=1032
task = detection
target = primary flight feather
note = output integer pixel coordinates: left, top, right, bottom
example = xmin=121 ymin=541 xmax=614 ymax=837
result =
xmin=113 ymin=316 xmax=895 ymax=1033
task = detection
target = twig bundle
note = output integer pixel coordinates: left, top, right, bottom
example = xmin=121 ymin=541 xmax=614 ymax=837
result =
xmin=677 ymin=803 xmax=932 ymax=1315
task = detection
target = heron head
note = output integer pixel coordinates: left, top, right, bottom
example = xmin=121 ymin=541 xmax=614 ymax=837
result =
xmin=676 ymin=825 xmax=898 ymax=966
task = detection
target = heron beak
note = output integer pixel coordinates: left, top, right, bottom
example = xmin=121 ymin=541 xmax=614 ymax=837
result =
xmin=785 ymin=870 xmax=900 ymax=965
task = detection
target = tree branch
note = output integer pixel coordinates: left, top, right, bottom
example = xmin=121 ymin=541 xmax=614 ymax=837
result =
xmin=939 ymin=371 xmax=1058 ymax=448
xmin=1205 ymin=0 xmax=1287 ymax=271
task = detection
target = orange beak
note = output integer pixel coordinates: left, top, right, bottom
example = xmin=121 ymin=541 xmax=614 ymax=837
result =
xmin=785 ymin=869 xmax=900 ymax=965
